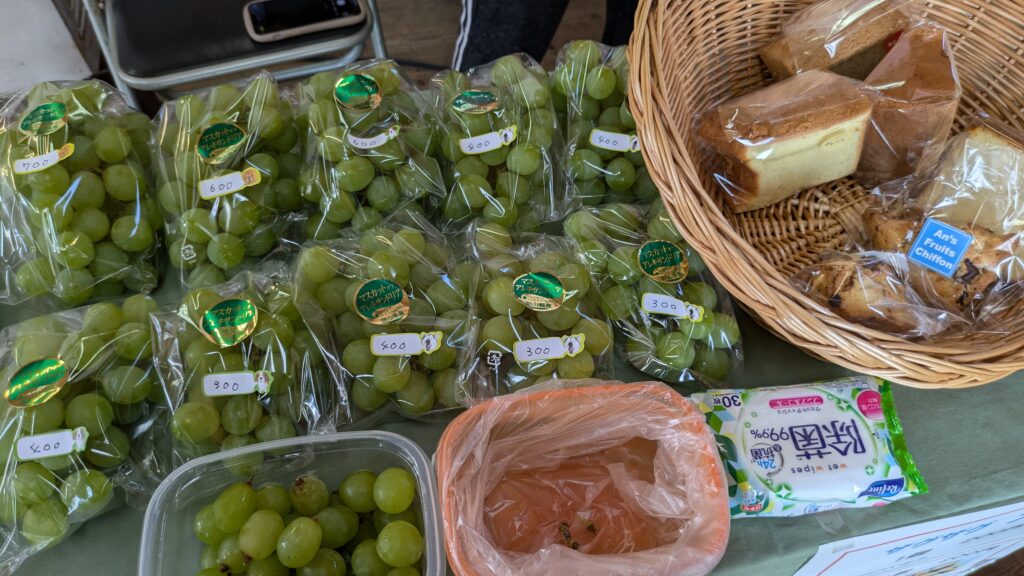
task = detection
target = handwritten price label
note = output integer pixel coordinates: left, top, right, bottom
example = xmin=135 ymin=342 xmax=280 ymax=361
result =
xmin=348 ymin=126 xmax=400 ymax=150
xmin=641 ymin=293 xmax=704 ymax=321
xmin=459 ymin=125 xmax=518 ymax=155
xmin=17 ymin=427 xmax=88 ymax=461
xmin=13 ymin=143 xmax=75 ymax=175
xmin=203 ymin=371 xmax=273 ymax=397
xmin=589 ymin=128 xmax=640 ymax=153
xmin=370 ymin=331 xmax=443 ymax=357
xmin=199 ymin=167 xmax=262 ymax=200
xmin=512 ymin=334 xmax=585 ymax=363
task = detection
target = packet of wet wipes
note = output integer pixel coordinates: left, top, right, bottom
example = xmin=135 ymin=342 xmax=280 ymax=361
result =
xmin=692 ymin=376 xmax=926 ymax=518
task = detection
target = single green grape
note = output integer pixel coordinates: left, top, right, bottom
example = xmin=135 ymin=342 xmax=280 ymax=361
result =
xmin=21 ymin=400 xmax=64 ymax=434
xmin=657 ymin=332 xmax=696 ymax=370
xmin=604 ymin=157 xmax=637 ymax=192
xmin=255 ymin=414 xmax=296 ymax=443
xmin=276 ymin=516 xmax=323 ymax=568
xmin=15 ymin=258 xmax=55 ymax=297
xmin=113 ymin=321 xmax=152 ymax=361
xmin=316 ymin=504 xmax=359 ymax=548
xmin=89 ymin=242 xmax=130 ymax=281
xmin=172 ymin=402 xmax=221 ymax=444
xmin=600 ymin=284 xmax=635 ymax=321
xmin=694 ymin=345 xmax=731 ymax=381
xmin=607 ymin=246 xmax=641 ymax=285
xmin=373 ymin=468 xmax=416 ymax=515
xmin=395 ymin=371 xmax=434 ymax=415
xmin=339 ymin=470 xmax=377 ymax=513
xmin=180 ymin=208 xmax=218 ymax=244
xmin=247 ymin=555 xmax=290 ymax=576
xmin=711 ymin=312 xmax=741 ymax=348
xmin=352 ymin=377 xmax=389 ymax=412
xmin=103 ymin=163 xmax=146 ymax=202
xmin=60 ymin=469 xmax=112 ymax=521
xmin=342 ymin=340 xmax=375 ymax=376
xmin=240 ymin=509 xmax=285 ymax=561
xmin=20 ymin=499 xmax=68 ymax=549
xmin=335 ymin=156 xmax=375 ymax=192
xmin=195 ymin=503 xmax=228 ymax=546
xmin=256 ymin=483 xmax=292 ymax=517
xmin=217 ymin=199 xmax=261 ymax=235
xmin=505 ymin=144 xmax=541 ymax=176
xmin=298 ymin=246 xmax=340 ymax=284
xmin=351 ymin=539 xmax=391 ymax=576
xmin=571 ymin=149 xmax=603 ymax=181
xmin=207 ymin=233 xmax=245 ymax=269
xmin=483 ymin=276 xmax=524 ymax=316
xmin=376 ymin=521 xmax=424 ymax=568
xmin=221 ymin=395 xmax=263 ymax=436
xmin=93 ymin=126 xmax=132 ymax=163
xmin=572 ymin=318 xmax=612 ymax=355
xmin=425 ymin=280 xmax=465 ymax=315
xmin=13 ymin=462 xmax=56 ymax=507
xmin=54 ymin=230 xmax=95 ymax=269
xmin=218 ymin=534 xmax=251 ymax=574
xmin=291 ymin=473 xmax=330 ymax=517
xmin=214 ymin=481 xmax=257 ymax=533
xmin=298 ymin=548 xmax=346 ymax=576
xmin=65 ymin=393 xmax=114 ymax=436
xmin=101 ymin=365 xmax=152 ymax=404
xmin=69 ymin=208 xmax=110 ymax=244
xmin=84 ymin=425 xmax=130 ymax=469
xmin=682 ymin=282 xmax=718 ymax=311
xmin=110 ymin=215 xmax=154 ymax=253
xmin=481 ymin=316 xmax=520 ymax=352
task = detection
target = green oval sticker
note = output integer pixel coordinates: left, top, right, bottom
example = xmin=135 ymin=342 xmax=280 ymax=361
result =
xmin=451 ymin=90 xmax=498 ymax=114
xmin=512 ymin=272 xmax=565 ymax=312
xmin=202 ymin=299 xmax=259 ymax=347
xmin=7 ymin=358 xmax=68 ymax=407
xmin=638 ymin=240 xmax=688 ymax=283
xmin=196 ymin=122 xmax=247 ymax=164
xmin=335 ymin=74 xmax=382 ymax=112
xmin=20 ymin=102 xmax=67 ymax=136
xmin=353 ymin=279 xmax=410 ymax=325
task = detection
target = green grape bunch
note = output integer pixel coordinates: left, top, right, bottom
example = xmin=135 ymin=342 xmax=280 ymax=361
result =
xmin=431 ymin=54 xmax=567 ymax=232
xmin=153 ymin=272 xmax=339 ymax=467
xmin=192 ymin=466 xmax=426 ymax=576
xmin=0 ymin=295 xmax=164 ymax=566
xmin=296 ymin=60 xmax=446 ymax=242
xmin=153 ymin=74 xmax=304 ymax=289
xmin=553 ymin=41 xmax=657 ymax=207
xmin=565 ymin=202 xmax=742 ymax=383
xmin=0 ymin=80 xmax=160 ymax=306
xmin=461 ymin=222 xmax=613 ymax=394
xmin=295 ymin=210 xmax=475 ymax=418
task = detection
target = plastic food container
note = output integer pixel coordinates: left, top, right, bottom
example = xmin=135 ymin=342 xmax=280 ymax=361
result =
xmin=436 ymin=380 xmax=730 ymax=576
xmin=139 ymin=431 xmax=443 ymax=576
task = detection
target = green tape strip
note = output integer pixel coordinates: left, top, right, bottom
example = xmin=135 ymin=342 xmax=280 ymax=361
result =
xmin=880 ymin=380 xmax=929 ymax=496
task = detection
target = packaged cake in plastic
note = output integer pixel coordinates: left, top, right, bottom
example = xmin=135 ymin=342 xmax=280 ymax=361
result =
xmin=294 ymin=210 xmax=478 ymax=421
xmin=0 ymin=296 xmax=167 ymax=571
xmin=693 ymin=376 xmax=927 ymax=517
xmin=0 ymin=80 xmax=159 ymax=307
xmin=565 ymin=202 xmax=743 ymax=383
xmin=462 ymin=222 xmax=613 ymax=396
xmin=151 ymin=265 xmax=343 ymax=468
xmin=296 ymin=59 xmax=446 ymax=241
xmin=431 ymin=54 xmax=566 ymax=231
xmin=153 ymin=73 xmax=304 ymax=289
xmin=552 ymin=41 xmax=656 ymax=206
xmin=759 ymin=0 xmax=914 ymax=80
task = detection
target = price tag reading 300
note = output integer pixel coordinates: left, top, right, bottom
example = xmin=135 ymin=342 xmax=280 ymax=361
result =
xmin=641 ymin=293 xmax=704 ymax=321
xmin=513 ymin=334 xmax=585 ymax=363
xmin=203 ymin=371 xmax=273 ymax=397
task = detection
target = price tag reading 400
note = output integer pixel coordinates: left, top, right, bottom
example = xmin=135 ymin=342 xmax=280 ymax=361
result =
xmin=459 ymin=126 xmax=518 ymax=155
xmin=199 ymin=167 xmax=262 ymax=200
xmin=513 ymin=334 xmax=586 ymax=363
xmin=370 ymin=331 xmax=443 ymax=357
xmin=641 ymin=293 xmax=705 ymax=321
xmin=16 ymin=427 xmax=88 ymax=461
xmin=589 ymin=128 xmax=640 ymax=153
xmin=203 ymin=370 xmax=273 ymax=397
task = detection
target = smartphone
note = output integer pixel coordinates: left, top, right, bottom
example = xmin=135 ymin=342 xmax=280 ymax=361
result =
xmin=243 ymin=0 xmax=367 ymax=43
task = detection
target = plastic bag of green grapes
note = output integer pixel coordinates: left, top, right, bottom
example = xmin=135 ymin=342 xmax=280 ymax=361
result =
xmin=0 ymin=80 xmax=160 ymax=308
xmin=565 ymin=202 xmax=744 ymax=384
xmin=459 ymin=221 xmax=614 ymax=396
xmin=0 ymin=294 xmax=170 ymax=570
xmin=153 ymin=73 xmax=305 ymax=290
xmin=294 ymin=209 xmax=479 ymax=422
xmin=296 ymin=59 xmax=447 ymax=241
xmin=553 ymin=41 xmax=657 ymax=207
xmin=150 ymin=267 xmax=344 ymax=469
xmin=430 ymin=53 xmax=567 ymax=232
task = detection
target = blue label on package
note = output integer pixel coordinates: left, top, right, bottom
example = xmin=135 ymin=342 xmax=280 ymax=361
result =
xmin=859 ymin=477 xmax=906 ymax=498
xmin=907 ymin=218 xmax=973 ymax=278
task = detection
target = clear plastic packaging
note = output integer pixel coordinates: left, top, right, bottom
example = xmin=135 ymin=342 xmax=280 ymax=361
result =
xmin=759 ymin=0 xmax=914 ymax=80
xmin=0 ymin=296 xmax=167 ymax=571
xmin=295 ymin=59 xmax=447 ymax=241
xmin=696 ymin=69 xmax=873 ymax=213
xmin=140 ymin=430 xmax=444 ymax=576
xmin=152 ymin=73 xmax=304 ymax=289
xmin=461 ymin=222 xmax=615 ymax=397
xmin=565 ymin=202 xmax=743 ymax=383
xmin=553 ymin=41 xmax=656 ymax=206
xmin=0 ymin=80 xmax=160 ymax=307
xmin=693 ymin=376 xmax=927 ymax=517
xmin=431 ymin=53 xmax=566 ymax=231
xmin=150 ymin=266 xmax=343 ymax=469
xmin=856 ymin=24 xmax=961 ymax=186
xmin=435 ymin=379 xmax=730 ymax=576
xmin=293 ymin=209 xmax=478 ymax=422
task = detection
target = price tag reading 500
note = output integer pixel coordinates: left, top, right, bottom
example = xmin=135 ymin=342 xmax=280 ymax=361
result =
xmin=513 ymin=334 xmax=586 ymax=363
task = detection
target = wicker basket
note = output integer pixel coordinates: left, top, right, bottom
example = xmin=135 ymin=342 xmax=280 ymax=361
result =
xmin=629 ymin=0 xmax=1024 ymax=388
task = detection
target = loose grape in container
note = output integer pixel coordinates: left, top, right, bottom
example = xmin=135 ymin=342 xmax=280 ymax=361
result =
xmin=431 ymin=54 xmax=566 ymax=232
xmin=565 ymin=202 xmax=743 ymax=384
xmin=296 ymin=59 xmax=446 ymax=241
xmin=0 ymin=80 xmax=160 ymax=308
xmin=294 ymin=210 xmax=478 ymax=422
xmin=150 ymin=264 xmax=344 ymax=469
xmin=0 ymin=295 xmax=167 ymax=571
xmin=152 ymin=73 xmax=304 ymax=289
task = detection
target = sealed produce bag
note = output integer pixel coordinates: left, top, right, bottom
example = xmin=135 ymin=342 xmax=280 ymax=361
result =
xmin=0 ymin=295 xmax=167 ymax=571
xmin=294 ymin=210 xmax=478 ymax=421
xmin=693 ymin=376 xmax=926 ymax=517
xmin=296 ymin=59 xmax=446 ymax=240
xmin=759 ymin=0 xmax=914 ymax=80
xmin=553 ymin=41 xmax=656 ymax=206
xmin=463 ymin=222 xmax=613 ymax=396
xmin=566 ymin=202 xmax=743 ymax=383
xmin=431 ymin=54 xmax=566 ymax=231
xmin=151 ymin=266 xmax=342 ymax=468
xmin=436 ymin=379 xmax=730 ymax=576
xmin=0 ymin=80 xmax=159 ymax=307
xmin=153 ymin=73 xmax=303 ymax=289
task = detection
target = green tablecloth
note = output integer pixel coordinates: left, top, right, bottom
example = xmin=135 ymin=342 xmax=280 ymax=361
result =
xmin=13 ymin=308 xmax=1024 ymax=575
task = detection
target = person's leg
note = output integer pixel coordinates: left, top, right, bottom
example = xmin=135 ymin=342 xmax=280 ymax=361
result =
xmin=452 ymin=0 xmax=571 ymax=71
xmin=602 ymin=0 xmax=640 ymax=46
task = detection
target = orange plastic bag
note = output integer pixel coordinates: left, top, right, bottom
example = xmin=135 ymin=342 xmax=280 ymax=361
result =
xmin=435 ymin=380 xmax=730 ymax=576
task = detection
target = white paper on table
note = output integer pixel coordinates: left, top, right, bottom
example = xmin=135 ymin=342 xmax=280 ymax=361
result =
xmin=794 ymin=501 xmax=1024 ymax=576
